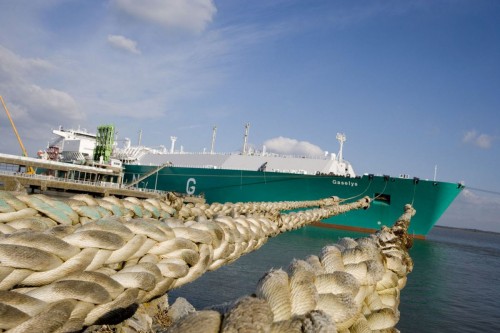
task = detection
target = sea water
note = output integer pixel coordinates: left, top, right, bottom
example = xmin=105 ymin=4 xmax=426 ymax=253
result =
xmin=168 ymin=226 xmax=500 ymax=332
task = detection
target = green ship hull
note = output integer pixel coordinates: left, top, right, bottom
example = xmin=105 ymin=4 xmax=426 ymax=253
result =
xmin=123 ymin=165 xmax=463 ymax=237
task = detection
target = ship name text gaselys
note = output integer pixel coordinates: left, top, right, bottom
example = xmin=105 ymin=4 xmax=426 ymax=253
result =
xmin=332 ymin=179 xmax=358 ymax=187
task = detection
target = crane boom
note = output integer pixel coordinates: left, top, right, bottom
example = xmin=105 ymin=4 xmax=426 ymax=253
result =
xmin=1 ymin=95 xmax=29 ymax=157
xmin=1 ymin=95 xmax=34 ymax=173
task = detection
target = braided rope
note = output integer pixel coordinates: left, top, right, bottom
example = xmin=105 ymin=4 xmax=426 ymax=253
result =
xmin=0 ymin=191 xmax=370 ymax=332
xmin=165 ymin=204 xmax=416 ymax=333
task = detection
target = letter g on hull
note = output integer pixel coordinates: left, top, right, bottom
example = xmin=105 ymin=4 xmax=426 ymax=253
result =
xmin=186 ymin=178 xmax=196 ymax=194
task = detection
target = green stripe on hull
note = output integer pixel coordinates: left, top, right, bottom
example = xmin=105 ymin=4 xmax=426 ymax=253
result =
xmin=123 ymin=165 xmax=463 ymax=237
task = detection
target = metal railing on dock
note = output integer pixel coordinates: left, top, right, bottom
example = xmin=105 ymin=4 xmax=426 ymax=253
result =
xmin=0 ymin=168 xmax=170 ymax=198
xmin=0 ymin=152 xmax=181 ymax=198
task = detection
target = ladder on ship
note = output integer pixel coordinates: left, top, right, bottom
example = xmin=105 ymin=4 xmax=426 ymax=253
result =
xmin=124 ymin=163 xmax=171 ymax=189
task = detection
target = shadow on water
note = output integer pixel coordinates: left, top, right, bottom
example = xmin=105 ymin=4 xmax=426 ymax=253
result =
xmin=168 ymin=226 xmax=500 ymax=332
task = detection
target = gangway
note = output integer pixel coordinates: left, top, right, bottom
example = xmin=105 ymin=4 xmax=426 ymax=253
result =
xmin=124 ymin=163 xmax=171 ymax=189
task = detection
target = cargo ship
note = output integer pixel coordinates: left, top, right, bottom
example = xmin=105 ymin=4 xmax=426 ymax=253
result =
xmin=45 ymin=124 xmax=464 ymax=237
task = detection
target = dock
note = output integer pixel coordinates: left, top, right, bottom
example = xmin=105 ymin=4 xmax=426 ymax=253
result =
xmin=0 ymin=152 xmax=169 ymax=199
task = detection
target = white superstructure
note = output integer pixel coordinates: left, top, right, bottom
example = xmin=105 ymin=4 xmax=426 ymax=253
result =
xmin=47 ymin=126 xmax=97 ymax=163
xmin=47 ymin=125 xmax=356 ymax=177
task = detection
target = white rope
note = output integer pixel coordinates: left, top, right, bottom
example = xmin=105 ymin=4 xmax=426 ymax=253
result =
xmin=0 ymin=190 xmax=371 ymax=332
xmin=152 ymin=205 xmax=417 ymax=333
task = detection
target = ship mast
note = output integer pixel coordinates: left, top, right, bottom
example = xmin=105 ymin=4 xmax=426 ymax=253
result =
xmin=242 ymin=123 xmax=250 ymax=155
xmin=138 ymin=129 xmax=142 ymax=146
xmin=336 ymin=133 xmax=346 ymax=162
xmin=170 ymin=136 xmax=177 ymax=153
xmin=211 ymin=126 xmax=217 ymax=154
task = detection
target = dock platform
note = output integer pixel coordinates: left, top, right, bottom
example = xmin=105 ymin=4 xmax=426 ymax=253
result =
xmin=0 ymin=152 xmax=169 ymax=199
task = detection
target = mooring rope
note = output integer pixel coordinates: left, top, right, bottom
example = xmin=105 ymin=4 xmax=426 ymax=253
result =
xmin=371 ymin=178 xmax=389 ymax=203
xmin=0 ymin=191 xmax=371 ymax=332
xmin=337 ymin=178 xmax=373 ymax=203
xmin=154 ymin=204 xmax=416 ymax=333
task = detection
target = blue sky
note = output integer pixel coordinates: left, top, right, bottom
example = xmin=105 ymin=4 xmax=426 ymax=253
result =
xmin=0 ymin=0 xmax=499 ymax=232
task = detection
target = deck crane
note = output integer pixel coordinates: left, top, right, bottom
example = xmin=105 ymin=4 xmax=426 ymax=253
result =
xmin=1 ymin=95 xmax=35 ymax=174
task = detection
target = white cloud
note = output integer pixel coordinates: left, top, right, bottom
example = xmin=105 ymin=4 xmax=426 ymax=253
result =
xmin=463 ymin=130 xmax=493 ymax=149
xmin=462 ymin=130 xmax=477 ymax=143
xmin=0 ymin=46 xmax=81 ymax=121
xmin=0 ymin=45 xmax=81 ymax=117
xmin=112 ymin=0 xmax=217 ymax=33
xmin=460 ymin=188 xmax=500 ymax=205
xmin=107 ymin=35 xmax=141 ymax=54
xmin=0 ymin=45 xmax=53 ymax=79
xmin=23 ymin=85 xmax=80 ymax=120
xmin=0 ymin=45 xmax=83 ymax=153
xmin=438 ymin=189 xmax=500 ymax=233
xmin=475 ymin=134 xmax=493 ymax=149
xmin=264 ymin=136 xmax=325 ymax=157
xmin=461 ymin=189 xmax=485 ymax=205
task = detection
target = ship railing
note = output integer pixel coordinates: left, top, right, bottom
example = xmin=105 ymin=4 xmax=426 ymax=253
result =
xmin=0 ymin=153 xmax=117 ymax=175
xmin=164 ymin=163 xmax=220 ymax=169
xmin=0 ymin=170 xmax=119 ymax=188
xmin=160 ymin=151 xmax=330 ymax=160
xmin=137 ymin=187 xmax=169 ymax=195
xmin=1 ymin=169 xmax=172 ymax=196
xmin=160 ymin=163 xmax=311 ymax=175
xmin=123 ymin=184 xmax=170 ymax=195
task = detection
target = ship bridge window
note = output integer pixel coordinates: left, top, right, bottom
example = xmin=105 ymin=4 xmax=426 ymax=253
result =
xmin=374 ymin=193 xmax=391 ymax=205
